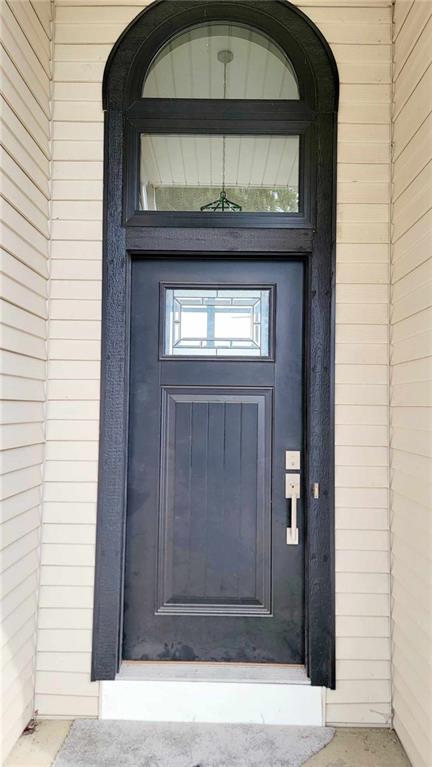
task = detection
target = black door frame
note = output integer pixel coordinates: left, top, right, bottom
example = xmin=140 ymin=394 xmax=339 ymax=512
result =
xmin=92 ymin=0 xmax=339 ymax=688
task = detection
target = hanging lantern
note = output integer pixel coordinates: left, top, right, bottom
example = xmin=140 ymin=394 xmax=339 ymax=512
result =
xmin=200 ymin=48 xmax=242 ymax=212
xmin=200 ymin=189 xmax=242 ymax=212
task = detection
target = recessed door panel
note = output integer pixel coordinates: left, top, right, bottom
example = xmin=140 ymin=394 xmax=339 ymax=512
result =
xmin=157 ymin=387 xmax=272 ymax=615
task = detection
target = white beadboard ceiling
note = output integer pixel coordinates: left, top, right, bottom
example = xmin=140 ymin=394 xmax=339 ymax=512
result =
xmin=140 ymin=135 xmax=299 ymax=189
xmin=143 ymin=23 xmax=299 ymax=100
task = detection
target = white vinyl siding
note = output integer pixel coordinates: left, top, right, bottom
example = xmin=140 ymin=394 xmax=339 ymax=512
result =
xmin=391 ymin=3 xmax=432 ymax=767
xmin=34 ymin=0 xmax=392 ymax=727
xmin=298 ymin=0 xmax=393 ymax=728
xmin=0 ymin=0 xmax=52 ymax=761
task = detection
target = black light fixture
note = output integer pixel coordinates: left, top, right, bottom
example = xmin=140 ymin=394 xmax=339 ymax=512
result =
xmin=200 ymin=49 xmax=242 ymax=212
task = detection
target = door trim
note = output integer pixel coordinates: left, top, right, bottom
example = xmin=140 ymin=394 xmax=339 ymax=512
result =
xmin=92 ymin=0 xmax=338 ymax=688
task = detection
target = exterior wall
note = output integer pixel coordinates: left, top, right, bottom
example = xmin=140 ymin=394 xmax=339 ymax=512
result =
xmin=35 ymin=0 xmax=392 ymax=726
xmin=391 ymin=2 xmax=432 ymax=766
xmin=0 ymin=0 xmax=52 ymax=760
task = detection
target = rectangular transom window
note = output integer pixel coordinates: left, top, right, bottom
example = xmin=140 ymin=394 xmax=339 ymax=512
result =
xmin=163 ymin=287 xmax=272 ymax=357
xmin=140 ymin=134 xmax=300 ymax=213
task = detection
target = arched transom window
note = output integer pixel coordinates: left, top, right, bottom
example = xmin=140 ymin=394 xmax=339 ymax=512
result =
xmin=142 ymin=23 xmax=299 ymax=99
xmin=121 ymin=11 xmax=315 ymax=224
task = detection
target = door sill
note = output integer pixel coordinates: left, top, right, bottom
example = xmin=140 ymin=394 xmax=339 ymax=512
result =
xmin=118 ymin=661 xmax=310 ymax=685
xmin=100 ymin=663 xmax=324 ymax=725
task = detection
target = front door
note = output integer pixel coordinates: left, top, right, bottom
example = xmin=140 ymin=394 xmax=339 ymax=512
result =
xmin=124 ymin=257 xmax=305 ymax=664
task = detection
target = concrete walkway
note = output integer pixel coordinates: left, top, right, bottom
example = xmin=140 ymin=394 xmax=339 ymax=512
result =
xmin=304 ymin=727 xmax=411 ymax=766
xmin=5 ymin=720 xmax=411 ymax=767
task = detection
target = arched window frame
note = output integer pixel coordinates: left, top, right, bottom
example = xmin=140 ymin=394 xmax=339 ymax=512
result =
xmin=94 ymin=0 xmax=339 ymax=688
xmin=106 ymin=1 xmax=335 ymax=229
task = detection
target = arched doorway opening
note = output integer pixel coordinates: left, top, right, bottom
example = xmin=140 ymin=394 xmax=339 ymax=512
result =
xmin=93 ymin=0 xmax=338 ymax=688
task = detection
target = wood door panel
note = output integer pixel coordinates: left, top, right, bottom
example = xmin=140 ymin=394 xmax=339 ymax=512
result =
xmin=157 ymin=387 xmax=272 ymax=615
xmin=123 ymin=259 xmax=304 ymax=664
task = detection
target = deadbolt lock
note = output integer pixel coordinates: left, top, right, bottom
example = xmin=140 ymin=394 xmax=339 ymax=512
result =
xmin=285 ymin=450 xmax=301 ymax=471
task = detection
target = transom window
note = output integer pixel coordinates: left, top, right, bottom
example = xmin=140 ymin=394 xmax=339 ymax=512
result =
xmin=142 ymin=22 xmax=299 ymax=99
xmin=124 ymin=14 xmax=312 ymax=225
xmin=140 ymin=134 xmax=299 ymax=213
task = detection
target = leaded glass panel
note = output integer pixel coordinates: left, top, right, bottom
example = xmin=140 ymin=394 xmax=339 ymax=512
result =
xmin=163 ymin=287 xmax=271 ymax=357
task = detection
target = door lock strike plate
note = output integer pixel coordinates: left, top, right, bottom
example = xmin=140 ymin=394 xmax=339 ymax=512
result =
xmin=313 ymin=482 xmax=320 ymax=499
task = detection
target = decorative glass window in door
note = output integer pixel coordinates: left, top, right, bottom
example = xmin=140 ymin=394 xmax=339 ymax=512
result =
xmin=163 ymin=287 xmax=271 ymax=357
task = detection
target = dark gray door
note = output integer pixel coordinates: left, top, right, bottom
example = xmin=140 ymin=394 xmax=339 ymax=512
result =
xmin=124 ymin=258 xmax=304 ymax=663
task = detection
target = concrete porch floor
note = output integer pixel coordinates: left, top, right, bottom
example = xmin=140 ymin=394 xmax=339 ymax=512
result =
xmin=4 ymin=720 xmax=411 ymax=767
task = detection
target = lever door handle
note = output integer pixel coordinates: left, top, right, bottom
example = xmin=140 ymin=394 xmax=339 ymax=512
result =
xmin=285 ymin=473 xmax=300 ymax=545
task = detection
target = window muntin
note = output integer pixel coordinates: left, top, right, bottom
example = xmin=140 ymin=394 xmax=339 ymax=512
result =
xmin=163 ymin=287 xmax=271 ymax=358
xmin=142 ymin=22 xmax=299 ymax=100
xmin=140 ymin=134 xmax=300 ymax=213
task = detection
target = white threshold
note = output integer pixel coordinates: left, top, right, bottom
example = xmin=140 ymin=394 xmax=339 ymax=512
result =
xmin=100 ymin=663 xmax=325 ymax=726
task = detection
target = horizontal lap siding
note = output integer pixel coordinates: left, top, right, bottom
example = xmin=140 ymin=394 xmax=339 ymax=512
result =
xmin=36 ymin=0 xmax=391 ymax=725
xmin=0 ymin=0 xmax=52 ymax=761
xmin=311 ymin=0 xmax=392 ymax=726
xmin=391 ymin=3 xmax=432 ymax=767
xmin=34 ymin=0 xmax=107 ymax=719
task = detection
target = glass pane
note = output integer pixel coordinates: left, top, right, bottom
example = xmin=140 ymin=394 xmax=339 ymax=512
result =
xmin=164 ymin=288 xmax=271 ymax=357
xmin=143 ymin=23 xmax=299 ymax=100
xmin=140 ymin=134 xmax=299 ymax=213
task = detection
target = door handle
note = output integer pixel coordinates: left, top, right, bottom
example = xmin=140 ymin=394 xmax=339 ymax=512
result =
xmin=285 ymin=473 xmax=300 ymax=545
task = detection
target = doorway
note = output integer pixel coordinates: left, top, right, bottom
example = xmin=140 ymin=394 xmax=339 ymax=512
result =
xmin=92 ymin=0 xmax=338 ymax=688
